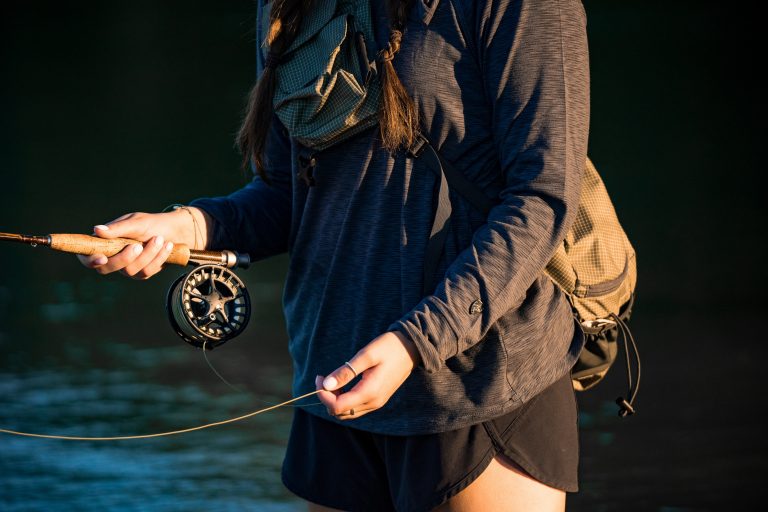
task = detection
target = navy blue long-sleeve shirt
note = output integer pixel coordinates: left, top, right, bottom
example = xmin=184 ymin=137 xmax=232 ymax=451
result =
xmin=191 ymin=0 xmax=589 ymax=435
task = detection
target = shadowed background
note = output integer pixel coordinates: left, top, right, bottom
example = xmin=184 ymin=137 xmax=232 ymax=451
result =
xmin=0 ymin=1 xmax=764 ymax=510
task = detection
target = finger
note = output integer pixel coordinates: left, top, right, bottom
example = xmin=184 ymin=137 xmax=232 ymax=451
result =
xmin=322 ymin=366 xmax=389 ymax=416
xmin=333 ymin=403 xmax=377 ymax=421
xmin=92 ymin=224 xmax=119 ymax=239
xmin=316 ymin=375 xmax=372 ymax=418
xmin=320 ymin=351 xmax=380 ymax=416
xmin=77 ymin=253 xmax=109 ymax=269
xmin=121 ymin=236 xmax=166 ymax=278
xmin=93 ymin=213 xmax=150 ymax=241
xmin=95 ymin=243 xmax=145 ymax=274
xmin=91 ymin=213 xmax=132 ymax=237
xmin=331 ymin=376 xmax=384 ymax=414
xmin=132 ymin=240 xmax=174 ymax=279
xmin=316 ymin=375 xmax=341 ymax=412
xmin=316 ymin=376 xmax=376 ymax=420
xmin=322 ymin=351 xmax=375 ymax=392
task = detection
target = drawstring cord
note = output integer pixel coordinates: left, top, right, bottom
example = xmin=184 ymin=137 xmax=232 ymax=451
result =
xmin=611 ymin=312 xmax=641 ymax=417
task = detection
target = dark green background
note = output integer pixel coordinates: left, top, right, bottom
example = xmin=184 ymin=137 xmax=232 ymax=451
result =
xmin=1 ymin=1 xmax=764 ymax=510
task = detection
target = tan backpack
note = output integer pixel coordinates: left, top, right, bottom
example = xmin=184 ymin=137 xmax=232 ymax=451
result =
xmin=545 ymin=158 xmax=639 ymax=415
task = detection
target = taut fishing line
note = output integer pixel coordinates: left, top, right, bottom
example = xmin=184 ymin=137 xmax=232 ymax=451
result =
xmin=0 ymin=226 xmax=322 ymax=441
xmin=0 ymin=390 xmax=321 ymax=441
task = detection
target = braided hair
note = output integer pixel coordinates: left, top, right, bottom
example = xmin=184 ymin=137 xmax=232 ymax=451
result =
xmin=237 ymin=0 xmax=419 ymax=181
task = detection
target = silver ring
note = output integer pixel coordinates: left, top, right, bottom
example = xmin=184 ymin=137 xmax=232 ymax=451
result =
xmin=344 ymin=361 xmax=358 ymax=377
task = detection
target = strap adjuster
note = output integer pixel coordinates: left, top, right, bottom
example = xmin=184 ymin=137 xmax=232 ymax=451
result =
xmin=408 ymin=133 xmax=428 ymax=158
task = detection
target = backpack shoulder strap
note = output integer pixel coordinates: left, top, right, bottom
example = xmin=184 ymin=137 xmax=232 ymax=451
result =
xmin=409 ymin=133 xmax=498 ymax=215
xmin=409 ymin=135 xmax=452 ymax=294
xmin=408 ymin=133 xmax=498 ymax=293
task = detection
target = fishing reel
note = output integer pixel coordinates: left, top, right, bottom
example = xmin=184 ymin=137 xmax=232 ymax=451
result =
xmin=166 ymin=264 xmax=251 ymax=350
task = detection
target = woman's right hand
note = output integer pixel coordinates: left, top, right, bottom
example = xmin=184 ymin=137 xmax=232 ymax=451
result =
xmin=78 ymin=207 xmax=211 ymax=280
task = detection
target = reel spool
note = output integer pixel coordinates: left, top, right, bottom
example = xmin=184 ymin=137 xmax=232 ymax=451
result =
xmin=166 ymin=264 xmax=251 ymax=349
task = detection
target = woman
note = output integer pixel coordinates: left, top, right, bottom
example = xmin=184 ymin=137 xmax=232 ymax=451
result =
xmin=80 ymin=0 xmax=589 ymax=510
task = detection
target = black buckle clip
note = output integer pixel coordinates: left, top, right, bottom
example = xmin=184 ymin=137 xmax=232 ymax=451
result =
xmin=408 ymin=133 xmax=428 ymax=158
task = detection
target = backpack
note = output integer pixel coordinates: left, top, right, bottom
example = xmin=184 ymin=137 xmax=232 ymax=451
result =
xmin=409 ymin=135 xmax=641 ymax=417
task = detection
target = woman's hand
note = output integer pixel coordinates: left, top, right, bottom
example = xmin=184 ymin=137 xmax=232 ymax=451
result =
xmin=77 ymin=207 xmax=212 ymax=279
xmin=316 ymin=331 xmax=422 ymax=420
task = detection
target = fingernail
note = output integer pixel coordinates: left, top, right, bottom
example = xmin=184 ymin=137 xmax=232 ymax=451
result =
xmin=133 ymin=244 xmax=143 ymax=254
xmin=323 ymin=376 xmax=338 ymax=390
xmin=154 ymin=236 xmax=164 ymax=247
xmin=94 ymin=256 xmax=108 ymax=265
xmin=165 ymin=242 xmax=174 ymax=251
xmin=94 ymin=225 xmax=109 ymax=231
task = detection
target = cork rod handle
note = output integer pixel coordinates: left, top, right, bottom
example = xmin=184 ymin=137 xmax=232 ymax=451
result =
xmin=48 ymin=234 xmax=191 ymax=266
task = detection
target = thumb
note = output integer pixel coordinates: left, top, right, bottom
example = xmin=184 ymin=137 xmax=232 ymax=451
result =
xmin=93 ymin=213 xmax=150 ymax=242
xmin=322 ymin=354 xmax=372 ymax=392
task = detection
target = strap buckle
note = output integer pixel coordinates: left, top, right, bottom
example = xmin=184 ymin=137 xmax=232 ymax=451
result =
xmin=408 ymin=133 xmax=428 ymax=158
xmin=580 ymin=317 xmax=618 ymax=336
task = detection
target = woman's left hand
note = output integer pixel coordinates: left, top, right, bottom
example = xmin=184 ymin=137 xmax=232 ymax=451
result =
xmin=316 ymin=331 xmax=421 ymax=420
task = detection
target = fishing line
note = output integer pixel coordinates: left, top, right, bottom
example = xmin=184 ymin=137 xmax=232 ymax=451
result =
xmin=0 ymin=389 xmax=321 ymax=441
xmin=202 ymin=340 xmax=247 ymax=394
xmin=201 ymin=341 xmax=322 ymax=407
xmin=0 ymin=353 xmax=323 ymax=442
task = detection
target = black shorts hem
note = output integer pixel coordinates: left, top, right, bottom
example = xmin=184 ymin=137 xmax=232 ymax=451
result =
xmin=482 ymin=374 xmax=579 ymax=493
xmin=496 ymin=447 xmax=579 ymax=493
xmin=422 ymin=443 xmax=575 ymax=511
xmin=421 ymin=446 xmax=497 ymax=511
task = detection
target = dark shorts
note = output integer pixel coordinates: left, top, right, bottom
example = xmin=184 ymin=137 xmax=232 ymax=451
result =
xmin=281 ymin=373 xmax=579 ymax=512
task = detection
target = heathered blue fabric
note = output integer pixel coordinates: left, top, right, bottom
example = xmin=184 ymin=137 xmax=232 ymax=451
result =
xmin=190 ymin=0 xmax=589 ymax=435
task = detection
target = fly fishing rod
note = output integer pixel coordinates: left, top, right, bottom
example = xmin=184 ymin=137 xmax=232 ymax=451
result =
xmin=0 ymin=231 xmax=250 ymax=268
xmin=0 ymin=231 xmax=252 ymax=349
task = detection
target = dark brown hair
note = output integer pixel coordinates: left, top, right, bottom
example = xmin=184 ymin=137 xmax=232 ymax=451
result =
xmin=237 ymin=0 xmax=419 ymax=181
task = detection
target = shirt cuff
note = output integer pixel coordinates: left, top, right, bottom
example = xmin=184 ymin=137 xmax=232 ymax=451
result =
xmin=187 ymin=198 xmax=235 ymax=251
xmin=387 ymin=297 xmax=465 ymax=373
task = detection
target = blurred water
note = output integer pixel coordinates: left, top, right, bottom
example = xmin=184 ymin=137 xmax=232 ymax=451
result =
xmin=0 ymin=265 xmax=307 ymax=511
xmin=0 ymin=368 xmax=300 ymax=512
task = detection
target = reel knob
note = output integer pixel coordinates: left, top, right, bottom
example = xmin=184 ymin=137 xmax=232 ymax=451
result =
xmin=166 ymin=264 xmax=251 ymax=349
